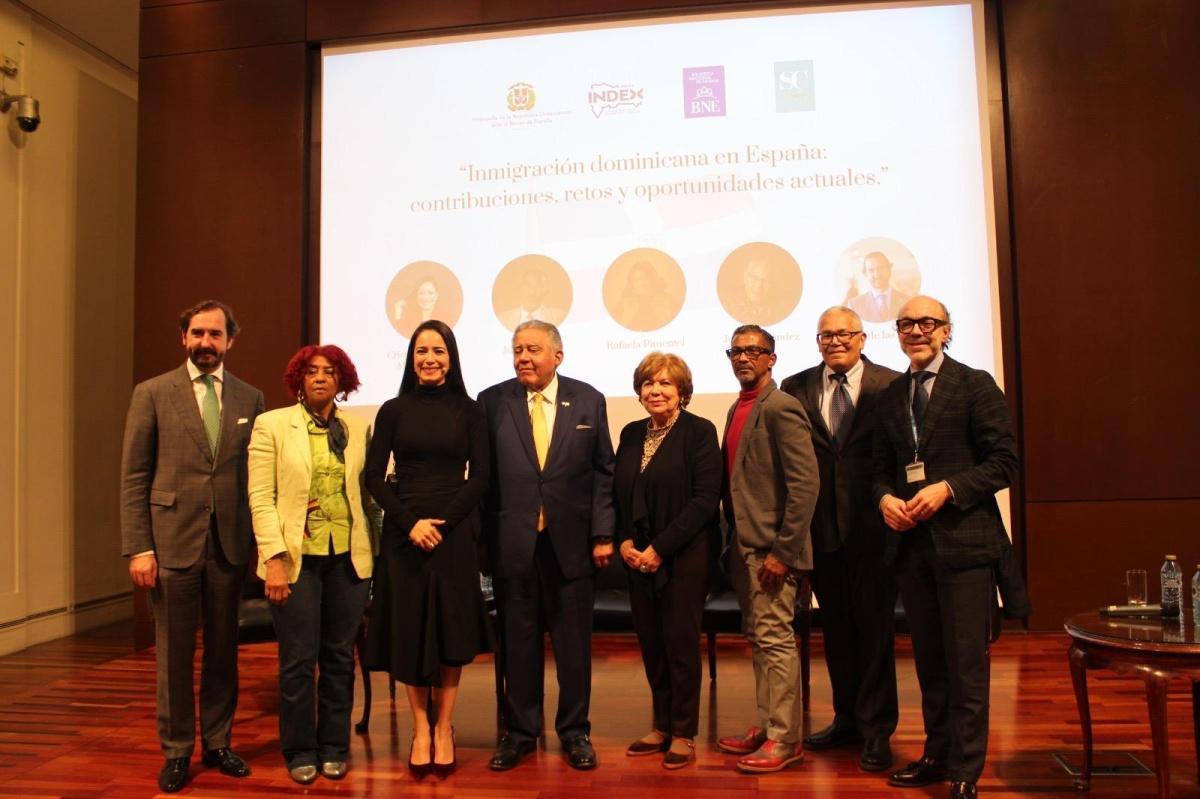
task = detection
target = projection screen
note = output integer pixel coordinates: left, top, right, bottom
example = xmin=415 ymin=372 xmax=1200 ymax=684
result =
xmin=320 ymin=0 xmax=1002 ymax=433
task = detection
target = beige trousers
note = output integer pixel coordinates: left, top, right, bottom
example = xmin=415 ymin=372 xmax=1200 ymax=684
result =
xmin=731 ymin=545 xmax=801 ymax=745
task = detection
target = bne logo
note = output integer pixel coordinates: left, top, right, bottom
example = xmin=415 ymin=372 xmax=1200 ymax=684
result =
xmin=588 ymin=83 xmax=644 ymax=117
xmin=682 ymin=65 xmax=726 ymax=119
xmin=691 ymin=86 xmax=717 ymax=114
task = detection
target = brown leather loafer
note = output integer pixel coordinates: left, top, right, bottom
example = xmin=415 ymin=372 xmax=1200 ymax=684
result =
xmin=735 ymin=740 xmax=805 ymax=773
xmin=717 ymin=725 xmax=767 ymax=754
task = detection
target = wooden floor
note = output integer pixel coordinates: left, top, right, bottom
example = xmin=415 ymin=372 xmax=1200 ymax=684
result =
xmin=0 ymin=624 xmax=1196 ymax=798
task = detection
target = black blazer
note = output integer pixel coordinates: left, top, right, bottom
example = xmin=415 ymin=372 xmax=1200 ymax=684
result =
xmin=781 ymin=357 xmax=899 ymax=555
xmin=478 ymin=374 xmax=616 ymax=581
xmin=871 ymin=354 xmax=1018 ymax=569
xmin=614 ymin=410 xmax=722 ymax=587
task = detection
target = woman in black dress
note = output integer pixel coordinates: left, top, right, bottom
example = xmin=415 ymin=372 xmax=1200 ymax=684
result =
xmin=364 ymin=320 xmax=490 ymax=777
xmin=613 ymin=352 xmax=722 ymax=769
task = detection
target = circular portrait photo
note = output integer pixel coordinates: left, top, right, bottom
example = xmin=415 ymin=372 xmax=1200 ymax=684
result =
xmin=835 ymin=237 xmax=922 ymax=323
xmin=384 ymin=261 xmax=464 ymax=338
xmin=717 ymin=242 xmax=803 ymax=325
xmin=492 ymin=254 xmax=573 ymax=331
xmin=602 ymin=248 xmax=686 ymax=332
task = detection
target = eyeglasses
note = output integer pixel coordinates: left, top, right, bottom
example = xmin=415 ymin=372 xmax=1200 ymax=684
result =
xmin=725 ymin=346 xmax=773 ymax=360
xmin=895 ymin=317 xmax=949 ymax=334
xmin=817 ymin=330 xmax=863 ymax=345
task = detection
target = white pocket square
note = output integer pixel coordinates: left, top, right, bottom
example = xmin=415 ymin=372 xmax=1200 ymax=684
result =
xmin=576 ymin=424 xmax=591 ymax=430
xmin=237 ymin=418 xmax=249 ymax=424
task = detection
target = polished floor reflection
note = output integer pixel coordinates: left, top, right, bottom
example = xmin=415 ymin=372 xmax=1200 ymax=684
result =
xmin=0 ymin=622 xmax=1195 ymax=797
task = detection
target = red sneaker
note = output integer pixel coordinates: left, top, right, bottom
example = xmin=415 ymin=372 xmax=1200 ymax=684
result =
xmin=717 ymin=725 xmax=768 ymax=754
xmin=736 ymin=740 xmax=805 ymax=773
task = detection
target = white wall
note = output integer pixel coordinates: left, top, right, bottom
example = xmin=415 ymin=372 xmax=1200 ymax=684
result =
xmin=0 ymin=0 xmax=136 ymax=654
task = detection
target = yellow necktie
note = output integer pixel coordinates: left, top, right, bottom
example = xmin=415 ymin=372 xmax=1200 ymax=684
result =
xmin=531 ymin=392 xmax=548 ymax=530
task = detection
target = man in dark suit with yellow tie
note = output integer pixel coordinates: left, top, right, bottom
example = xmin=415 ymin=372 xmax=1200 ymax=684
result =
xmin=872 ymin=296 xmax=1018 ymax=799
xmin=479 ymin=320 xmax=616 ymax=771
xmin=120 ymin=300 xmax=264 ymax=792
xmin=781 ymin=306 xmax=900 ymax=772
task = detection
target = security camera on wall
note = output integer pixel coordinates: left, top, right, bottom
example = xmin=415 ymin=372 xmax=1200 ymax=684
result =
xmin=1 ymin=90 xmax=40 ymax=132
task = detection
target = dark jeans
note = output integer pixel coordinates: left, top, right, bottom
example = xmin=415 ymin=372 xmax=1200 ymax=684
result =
xmin=269 ymin=552 xmax=369 ymax=767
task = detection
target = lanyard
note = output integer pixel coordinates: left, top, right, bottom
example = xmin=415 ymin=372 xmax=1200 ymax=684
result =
xmin=908 ymin=396 xmax=920 ymax=462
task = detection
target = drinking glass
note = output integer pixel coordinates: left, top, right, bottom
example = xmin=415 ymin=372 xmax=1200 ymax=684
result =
xmin=1125 ymin=569 xmax=1148 ymax=606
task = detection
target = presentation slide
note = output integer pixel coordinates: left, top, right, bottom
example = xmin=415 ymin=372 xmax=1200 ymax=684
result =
xmin=321 ymin=0 xmax=1000 ymax=420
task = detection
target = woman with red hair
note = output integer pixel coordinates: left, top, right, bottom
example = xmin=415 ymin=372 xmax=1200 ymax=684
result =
xmin=247 ymin=344 xmax=377 ymax=785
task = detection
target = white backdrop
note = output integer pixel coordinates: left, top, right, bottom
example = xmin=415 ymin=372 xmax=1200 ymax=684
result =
xmin=321 ymin=0 xmax=1000 ymax=411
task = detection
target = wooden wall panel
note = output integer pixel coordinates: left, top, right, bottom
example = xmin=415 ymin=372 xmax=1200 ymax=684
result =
xmin=306 ymin=0 xmax=483 ymax=42
xmin=141 ymin=0 xmax=305 ymax=57
xmin=1025 ymin=499 xmax=1199 ymax=629
xmin=305 ymin=0 xmax=874 ymax=42
xmin=135 ymin=42 xmax=308 ymax=409
xmin=1001 ymin=0 xmax=1200 ymax=503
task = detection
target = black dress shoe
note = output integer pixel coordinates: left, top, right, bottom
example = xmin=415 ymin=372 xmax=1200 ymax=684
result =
xmin=563 ymin=734 xmax=597 ymax=770
xmin=803 ymin=719 xmax=862 ymax=750
xmin=489 ymin=735 xmax=536 ymax=771
xmin=888 ymin=755 xmax=947 ymax=787
xmin=949 ymin=780 xmax=978 ymax=799
xmin=859 ymin=737 xmax=893 ymax=771
xmin=201 ymin=747 xmax=251 ymax=777
xmin=158 ymin=758 xmax=189 ymax=793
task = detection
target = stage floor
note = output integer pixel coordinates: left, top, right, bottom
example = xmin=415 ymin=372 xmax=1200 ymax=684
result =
xmin=0 ymin=624 xmax=1195 ymax=797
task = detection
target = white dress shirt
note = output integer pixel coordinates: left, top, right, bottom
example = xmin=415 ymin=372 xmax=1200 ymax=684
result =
xmin=186 ymin=359 xmax=225 ymax=414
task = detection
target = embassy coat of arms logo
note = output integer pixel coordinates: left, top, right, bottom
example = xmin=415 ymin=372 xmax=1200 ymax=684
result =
xmin=506 ymin=82 xmax=536 ymax=111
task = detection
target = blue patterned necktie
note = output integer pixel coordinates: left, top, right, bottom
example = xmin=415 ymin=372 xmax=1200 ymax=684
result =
xmin=829 ymin=372 xmax=854 ymax=447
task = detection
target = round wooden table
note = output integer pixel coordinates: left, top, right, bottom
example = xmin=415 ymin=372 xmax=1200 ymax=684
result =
xmin=1065 ymin=610 xmax=1200 ymax=798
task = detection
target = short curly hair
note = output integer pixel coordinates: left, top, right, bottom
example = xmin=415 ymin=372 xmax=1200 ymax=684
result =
xmin=632 ymin=351 xmax=693 ymax=408
xmin=283 ymin=344 xmax=361 ymax=401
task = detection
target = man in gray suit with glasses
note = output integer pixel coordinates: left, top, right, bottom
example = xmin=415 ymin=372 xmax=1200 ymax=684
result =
xmin=120 ymin=300 xmax=264 ymax=793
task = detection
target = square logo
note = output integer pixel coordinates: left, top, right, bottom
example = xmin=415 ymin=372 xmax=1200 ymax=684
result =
xmin=775 ymin=61 xmax=815 ymax=112
xmin=683 ymin=66 xmax=726 ymax=118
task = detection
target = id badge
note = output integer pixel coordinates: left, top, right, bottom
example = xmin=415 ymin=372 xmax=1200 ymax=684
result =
xmin=905 ymin=460 xmax=926 ymax=484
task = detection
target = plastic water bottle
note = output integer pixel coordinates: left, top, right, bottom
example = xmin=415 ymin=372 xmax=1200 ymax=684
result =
xmin=1191 ymin=564 xmax=1200 ymax=623
xmin=1160 ymin=555 xmax=1181 ymax=618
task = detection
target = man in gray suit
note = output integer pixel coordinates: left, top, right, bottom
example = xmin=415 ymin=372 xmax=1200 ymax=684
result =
xmin=717 ymin=324 xmax=819 ymax=773
xmin=781 ymin=307 xmax=900 ymax=772
xmin=121 ymin=300 xmax=264 ymax=793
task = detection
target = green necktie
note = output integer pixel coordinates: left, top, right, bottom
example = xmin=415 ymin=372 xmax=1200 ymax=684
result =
xmin=200 ymin=374 xmax=220 ymax=457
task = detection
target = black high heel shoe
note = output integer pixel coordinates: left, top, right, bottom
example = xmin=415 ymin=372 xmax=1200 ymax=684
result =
xmin=408 ymin=737 xmax=433 ymax=779
xmin=432 ymin=727 xmax=456 ymax=778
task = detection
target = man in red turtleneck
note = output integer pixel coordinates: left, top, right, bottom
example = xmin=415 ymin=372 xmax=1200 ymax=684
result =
xmin=717 ymin=324 xmax=819 ymax=774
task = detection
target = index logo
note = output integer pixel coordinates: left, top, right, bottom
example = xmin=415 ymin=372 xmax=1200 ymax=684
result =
xmin=588 ymin=83 xmax=644 ymax=118
xmin=683 ymin=66 xmax=725 ymax=118
xmin=775 ymin=61 xmax=815 ymax=112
